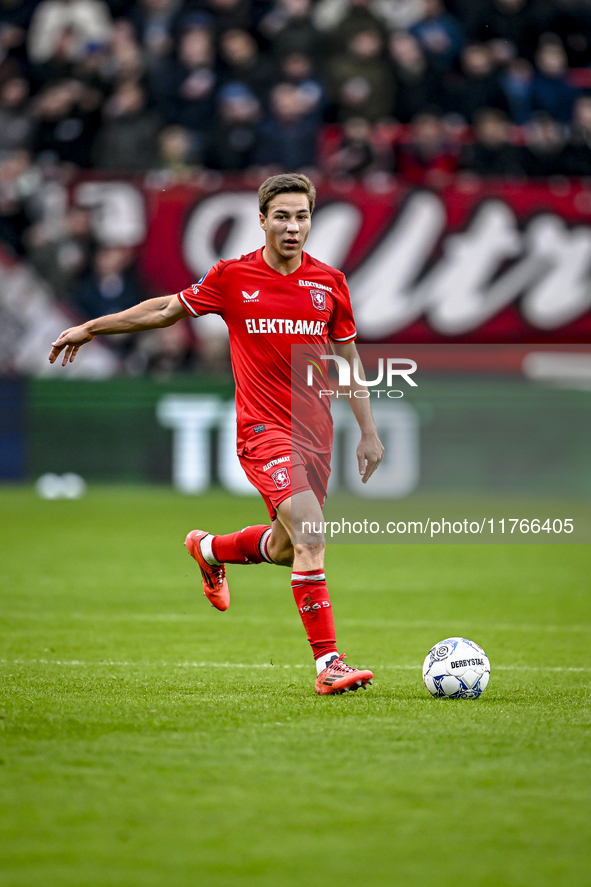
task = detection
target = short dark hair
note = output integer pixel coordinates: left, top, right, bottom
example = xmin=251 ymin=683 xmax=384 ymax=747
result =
xmin=258 ymin=173 xmax=316 ymax=216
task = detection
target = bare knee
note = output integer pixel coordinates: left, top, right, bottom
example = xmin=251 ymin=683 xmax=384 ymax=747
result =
xmin=293 ymin=541 xmax=325 ymax=562
xmin=292 ymin=540 xmax=325 ymax=572
xmin=267 ymin=535 xmax=294 ymax=567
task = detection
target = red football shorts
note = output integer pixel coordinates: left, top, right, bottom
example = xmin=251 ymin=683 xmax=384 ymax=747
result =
xmin=239 ymin=436 xmax=331 ymax=521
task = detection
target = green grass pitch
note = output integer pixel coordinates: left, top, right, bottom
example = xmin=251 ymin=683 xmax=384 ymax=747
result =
xmin=1 ymin=485 xmax=590 ymax=887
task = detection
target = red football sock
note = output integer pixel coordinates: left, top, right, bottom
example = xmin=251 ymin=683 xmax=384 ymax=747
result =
xmin=211 ymin=525 xmax=272 ymax=565
xmin=291 ymin=569 xmax=337 ymax=661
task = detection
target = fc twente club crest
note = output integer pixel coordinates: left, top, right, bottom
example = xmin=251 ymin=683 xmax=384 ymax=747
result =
xmin=310 ymin=289 xmax=326 ymax=311
xmin=271 ymin=467 xmax=290 ymax=490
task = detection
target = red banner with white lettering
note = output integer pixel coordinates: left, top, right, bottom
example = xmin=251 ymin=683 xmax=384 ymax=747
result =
xmin=73 ymin=176 xmax=591 ymax=343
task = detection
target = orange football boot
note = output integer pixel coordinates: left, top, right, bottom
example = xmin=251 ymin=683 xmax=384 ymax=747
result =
xmin=185 ymin=530 xmax=230 ymax=611
xmin=315 ymin=654 xmax=373 ymax=695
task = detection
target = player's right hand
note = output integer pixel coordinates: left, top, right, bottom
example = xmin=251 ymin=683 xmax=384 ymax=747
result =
xmin=49 ymin=325 xmax=94 ymax=366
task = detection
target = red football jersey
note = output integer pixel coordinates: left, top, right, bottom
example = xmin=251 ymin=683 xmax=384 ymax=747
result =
xmin=178 ymin=248 xmax=357 ymax=453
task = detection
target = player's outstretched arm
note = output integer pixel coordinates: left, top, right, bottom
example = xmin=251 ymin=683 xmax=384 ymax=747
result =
xmin=49 ymin=294 xmax=189 ymax=366
xmin=331 ymin=340 xmax=384 ymax=483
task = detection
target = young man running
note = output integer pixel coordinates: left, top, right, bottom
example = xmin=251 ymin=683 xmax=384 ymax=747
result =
xmin=49 ymin=173 xmax=384 ymax=695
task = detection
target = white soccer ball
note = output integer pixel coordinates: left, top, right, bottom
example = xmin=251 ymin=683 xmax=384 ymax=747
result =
xmin=35 ymin=472 xmax=86 ymax=500
xmin=423 ymin=637 xmax=490 ymax=699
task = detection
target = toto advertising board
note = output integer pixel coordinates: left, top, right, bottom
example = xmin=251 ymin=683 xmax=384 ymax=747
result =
xmin=69 ymin=175 xmax=591 ymax=343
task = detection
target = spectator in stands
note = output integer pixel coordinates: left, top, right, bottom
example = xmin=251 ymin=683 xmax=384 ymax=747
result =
xmin=313 ymin=0 xmax=425 ymax=36
xmin=325 ymin=116 xmax=374 ymax=177
xmin=499 ymin=57 xmax=534 ymax=124
xmin=561 ymin=95 xmax=591 ymax=177
xmin=128 ymin=0 xmax=184 ymax=71
xmin=157 ymin=124 xmax=196 ymax=175
xmin=202 ymin=0 xmax=252 ymax=37
xmin=27 ymin=13 xmax=112 ymax=92
xmin=388 ymin=30 xmax=441 ymax=123
xmin=444 ymin=0 xmax=483 ymax=44
xmin=460 ymin=107 xmax=524 ymax=178
xmin=409 ymin=0 xmax=463 ymax=72
xmin=136 ymin=320 xmax=197 ymax=378
xmin=27 ymin=32 xmax=76 ymax=88
xmin=254 ymin=81 xmax=319 ymax=170
xmin=444 ymin=43 xmax=508 ymax=123
xmin=532 ymin=38 xmax=579 ymax=125
xmin=278 ymin=50 xmax=325 ymax=119
xmin=0 ymin=148 xmax=38 ymax=256
xmin=150 ymin=22 xmax=216 ymax=145
xmin=69 ymin=36 xmax=111 ymax=91
xmin=67 ymin=244 xmax=143 ymax=349
xmin=104 ymin=0 xmax=136 ymax=16
xmin=521 ymin=112 xmax=567 ymax=178
xmin=92 ymin=79 xmax=160 ymax=169
xmin=258 ymin=0 xmax=323 ymax=60
xmin=475 ymin=0 xmax=549 ymax=63
xmin=0 ymin=0 xmax=37 ymax=80
xmin=371 ymin=0 xmax=426 ymax=32
xmin=324 ymin=115 xmax=393 ymax=178
xmin=26 ymin=205 xmax=93 ymax=295
xmin=99 ymin=17 xmax=146 ymax=85
xmin=325 ymin=27 xmax=393 ymax=121
xmin=0 ymin=0 xmax=38 ymax=41
xmin=486 ymin=36 xmax=515 ymax=70
xmin=0 ymin=75 xmax=33 ymax=152
xmin=396 ymin=109 xmax=458 ymax=185
xmin=27 ymin=0 xmax=112 ymax=66
xmin=318 ymin=0 xmax=387 ymax=54
xmin=31 ymin=78 xmax=102 ymax=167
xmin=217 ymin=28 xmax=276 ymax=104
xmin=204 ymin=82 xmax=261 ymax=169
xmin=546 ymin=1 xmax=591 ymax=69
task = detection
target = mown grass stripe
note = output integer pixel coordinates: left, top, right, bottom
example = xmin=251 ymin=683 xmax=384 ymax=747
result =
xmin=2 ymin=658 xmax=590 ymax=672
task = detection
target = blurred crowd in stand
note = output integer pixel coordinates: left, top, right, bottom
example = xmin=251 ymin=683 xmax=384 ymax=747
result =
xmin=1 ymin=0 xmax=591 ymax=373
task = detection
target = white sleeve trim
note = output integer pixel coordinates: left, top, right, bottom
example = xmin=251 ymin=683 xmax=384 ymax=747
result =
xmin=178 ymin=292 xmax=200 ymax=317
xmin=329 ymin=332 xmax=357 ymax=342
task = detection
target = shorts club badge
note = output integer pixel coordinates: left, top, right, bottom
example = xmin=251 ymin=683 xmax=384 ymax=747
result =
xmin=310 ymin=289 xmax=326 ymax=311
xmin=271 ymin=467 xmax=291 ymax=490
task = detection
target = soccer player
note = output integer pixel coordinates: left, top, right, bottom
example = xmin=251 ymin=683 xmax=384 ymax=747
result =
xmin=48 ymin=173 xmax=384 ymax=695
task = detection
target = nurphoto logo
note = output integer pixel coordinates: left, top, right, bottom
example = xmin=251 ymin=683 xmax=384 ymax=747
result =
xmin=305 ymin=355 xmax=418 ymax=399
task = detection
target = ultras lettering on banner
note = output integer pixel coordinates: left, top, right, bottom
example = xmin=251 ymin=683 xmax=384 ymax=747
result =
xmin=179 ymin=191 xmax=591 ymax=339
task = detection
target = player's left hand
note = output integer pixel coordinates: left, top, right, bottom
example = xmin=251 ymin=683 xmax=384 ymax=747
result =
xmin=357 ymin=432 xmax=384 ymax=483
